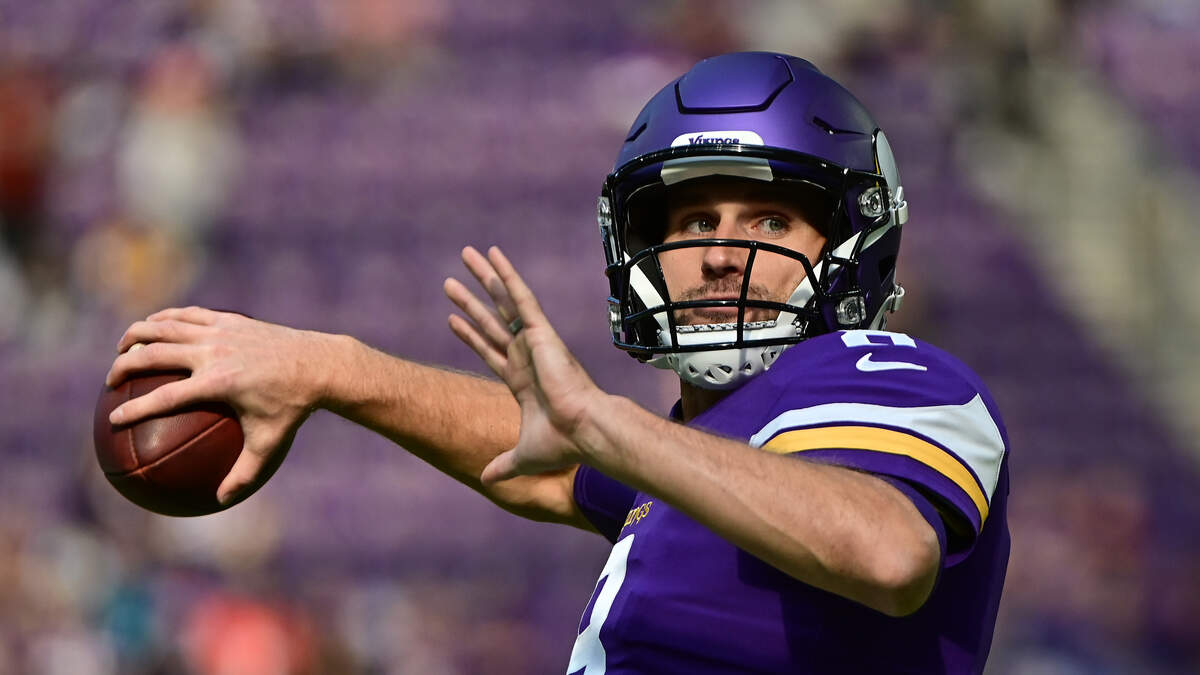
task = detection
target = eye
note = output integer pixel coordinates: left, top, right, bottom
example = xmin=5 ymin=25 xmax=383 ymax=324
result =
xmin=757 ymin=215 xmax=790 ymax=235
xmin=681 ymin=216 xmax=716 ymax=235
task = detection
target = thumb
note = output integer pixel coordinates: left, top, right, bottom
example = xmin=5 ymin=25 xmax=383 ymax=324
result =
xmin=480 ymin=449 xmax=521 ymax=486
xmin=217 ymin=443 xmax=269 ymax=505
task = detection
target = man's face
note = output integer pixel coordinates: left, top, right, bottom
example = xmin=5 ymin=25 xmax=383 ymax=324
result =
xmin=656 ymin=178 xmax=827 ymax=326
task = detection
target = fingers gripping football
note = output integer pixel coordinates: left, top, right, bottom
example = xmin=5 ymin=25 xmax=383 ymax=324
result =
xmin=106 ymin=308 xmax=324 ymax=505
xmin=218 ymin=422 xmax=298 ymax=505
xmin=115 ymin=317 xmax=210 ymax=356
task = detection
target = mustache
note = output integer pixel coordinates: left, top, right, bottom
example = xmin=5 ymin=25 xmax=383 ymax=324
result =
xmin=677 ymin=279 xmax=776 ymax=303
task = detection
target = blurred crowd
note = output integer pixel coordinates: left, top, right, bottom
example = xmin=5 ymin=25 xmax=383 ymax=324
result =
xmin=1 ymin=0 xmax=1199 ymax=673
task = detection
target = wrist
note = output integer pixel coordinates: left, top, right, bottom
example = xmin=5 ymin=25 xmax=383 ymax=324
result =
xmin=572 ymin=392 xmax=633 ymax=467
xmin=306 ymin=331 xmax=361 ymax=412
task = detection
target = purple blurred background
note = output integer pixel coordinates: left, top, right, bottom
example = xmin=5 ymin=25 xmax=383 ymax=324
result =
xmin=2 ymin=1 xmax=1200 ymax=673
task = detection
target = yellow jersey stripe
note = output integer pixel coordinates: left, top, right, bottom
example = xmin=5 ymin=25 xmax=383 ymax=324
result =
xmin=762 ymin=425 xmax=989 ymax=524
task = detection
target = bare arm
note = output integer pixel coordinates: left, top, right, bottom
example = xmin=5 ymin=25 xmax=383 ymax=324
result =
xmin=104 ymin=307 xmax=589 ymax=527
xmin=318 ymin=337 xmax=587 ymax=524
xmin=451 ymin=246 xmax=941 ymax=616
xmin=569 ymin=394 xmax=940 ymax=616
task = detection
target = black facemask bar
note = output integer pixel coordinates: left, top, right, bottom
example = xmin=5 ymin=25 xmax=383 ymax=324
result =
xmin=610 ymin=238 xmax=828 ymax=358
xmin=601 ymin=142 xmax=898 ymax=359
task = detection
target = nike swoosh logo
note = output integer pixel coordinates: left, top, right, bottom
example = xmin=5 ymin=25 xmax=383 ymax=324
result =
xmin=856 ymin=352 xmax=928 ymax=373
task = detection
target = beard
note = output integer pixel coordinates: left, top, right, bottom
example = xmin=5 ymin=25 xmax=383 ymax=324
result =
xmin=672 ymin=278 xmax=784 ymax=325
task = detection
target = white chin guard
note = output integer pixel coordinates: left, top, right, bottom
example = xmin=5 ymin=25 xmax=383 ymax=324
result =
xmin=629 ymin=246 xmax=821 ymax=391
xmin=650 ymin=339 xmax=790 ymax=390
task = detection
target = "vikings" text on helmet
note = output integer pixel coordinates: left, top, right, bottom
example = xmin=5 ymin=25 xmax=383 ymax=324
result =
xmin=598 ymin=52 xmax=909 ymax=390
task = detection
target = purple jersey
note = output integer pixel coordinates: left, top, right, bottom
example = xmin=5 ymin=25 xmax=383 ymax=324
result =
xmin=569 ymin=330 xmax=1010 ymax=674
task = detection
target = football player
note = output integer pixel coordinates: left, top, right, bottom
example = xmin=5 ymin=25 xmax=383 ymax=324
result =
xmin=107 ymin=52 xmax=1009 ymax=674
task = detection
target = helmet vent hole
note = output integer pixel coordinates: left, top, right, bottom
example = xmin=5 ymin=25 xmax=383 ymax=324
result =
xmin=742 ymin=363 xmax=754 ymax=374
xmin=625 ymin=122 xmax=647 ymax=143
xmin=687 ymin=364 xmax=700 ymax=376
xmin=716 ymin=365 xmax=733 ymax=375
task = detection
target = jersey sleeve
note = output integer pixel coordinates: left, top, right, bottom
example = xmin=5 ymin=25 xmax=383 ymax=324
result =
xmin=573 ymin=464 xmax=639 ymax=543
xmin=748 ymin=330 xmax=1008 ymax=558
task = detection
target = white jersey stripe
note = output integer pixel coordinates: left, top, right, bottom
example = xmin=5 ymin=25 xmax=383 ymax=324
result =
xmin=748 ymin=394 xmax=1006 ymax=501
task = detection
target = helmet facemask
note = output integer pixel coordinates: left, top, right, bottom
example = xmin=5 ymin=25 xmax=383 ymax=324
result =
xmin=600 ymin=141 xmax=907 ymax=390
xmin=621 ymin=237 xmax=827 ymax=389
xmin=597 ymin=52 xmax=909 ymax=390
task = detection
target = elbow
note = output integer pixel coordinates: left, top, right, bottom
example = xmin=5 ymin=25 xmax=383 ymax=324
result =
xmin=483 ymin=470 xmax=582 ymax=526
xmin=867 ymin=526 xmax=942 ymax=617
xmin=875 ymin=568 xmax=937 ymax=618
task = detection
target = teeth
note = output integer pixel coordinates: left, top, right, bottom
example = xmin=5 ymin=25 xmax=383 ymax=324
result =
xmin=677 ymin=320 xmax=777 ymax=333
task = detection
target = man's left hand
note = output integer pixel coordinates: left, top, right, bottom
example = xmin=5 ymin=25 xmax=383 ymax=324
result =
xmin=444 ymin=246 xmax=604 ymax=485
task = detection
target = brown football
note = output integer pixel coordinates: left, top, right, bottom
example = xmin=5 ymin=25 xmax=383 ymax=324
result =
xmin=93 ymin=371 xmax=249 ymax=516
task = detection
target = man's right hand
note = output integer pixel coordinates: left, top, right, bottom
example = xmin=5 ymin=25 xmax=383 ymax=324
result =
xmin=105 ymin=306 xmax=343 ymax=504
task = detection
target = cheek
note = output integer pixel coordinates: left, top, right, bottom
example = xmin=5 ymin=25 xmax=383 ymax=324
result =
xmin=774 ymin=231 xmax=824 ymax=280
xmin=656 ymin=249 xmax=700 ymax=296
xmin=754 ymin=260 xmax=806 ymax=296
xmin=788 ymin=229 xmax=825 ymax=262
xmin=749 ymin=251 xmax=814 ymax=301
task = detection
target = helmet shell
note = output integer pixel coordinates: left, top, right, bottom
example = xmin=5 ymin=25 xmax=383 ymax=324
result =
xmin=616 ymin=53 xmax=880 ymax=176
xmin=600 ymin=52 xmax=907 ymax=387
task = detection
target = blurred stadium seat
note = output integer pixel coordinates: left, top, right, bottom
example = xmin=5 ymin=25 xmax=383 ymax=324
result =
xmin=1 ymin=0 xmax=1198 ymax=672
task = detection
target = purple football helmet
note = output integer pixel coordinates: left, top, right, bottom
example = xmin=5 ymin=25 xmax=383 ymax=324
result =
xmin=598 ymin=52 xmax=908 ymax=389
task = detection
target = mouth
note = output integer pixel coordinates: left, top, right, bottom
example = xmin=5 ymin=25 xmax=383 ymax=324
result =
xmin=681 ymin=297 xmax=741 ymax=319
xmin=673 ymin=282 xmax=780 ymax=325
xmin=676 ymin=299 xmax=775 ymax=325
xmin=691 ymin=296 xmax=741 ymax=310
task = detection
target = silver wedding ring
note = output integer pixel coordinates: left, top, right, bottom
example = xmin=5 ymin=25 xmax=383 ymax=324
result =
xmin=508 ymin=316 xmax=524 ymax=335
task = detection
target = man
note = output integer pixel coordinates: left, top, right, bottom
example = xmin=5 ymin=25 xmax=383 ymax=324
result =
xmin=106 ymin=52 xmax=1009 ymax=673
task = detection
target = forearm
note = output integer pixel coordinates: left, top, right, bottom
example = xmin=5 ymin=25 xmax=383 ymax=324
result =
xmin=576 ymin=394 xmax=940 ymax=615
xmin=317 ymin=334 xmax=515 ymax=484
xmin=316 ymin=334 xmax=585 ymax=525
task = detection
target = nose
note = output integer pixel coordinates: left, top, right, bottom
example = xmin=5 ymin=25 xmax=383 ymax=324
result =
xmin=700 ymin=222 xmax=748 ymax=278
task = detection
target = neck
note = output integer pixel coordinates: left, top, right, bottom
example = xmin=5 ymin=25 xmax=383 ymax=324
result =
xmin=678 ymin=382 xmax=733 ymax=422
